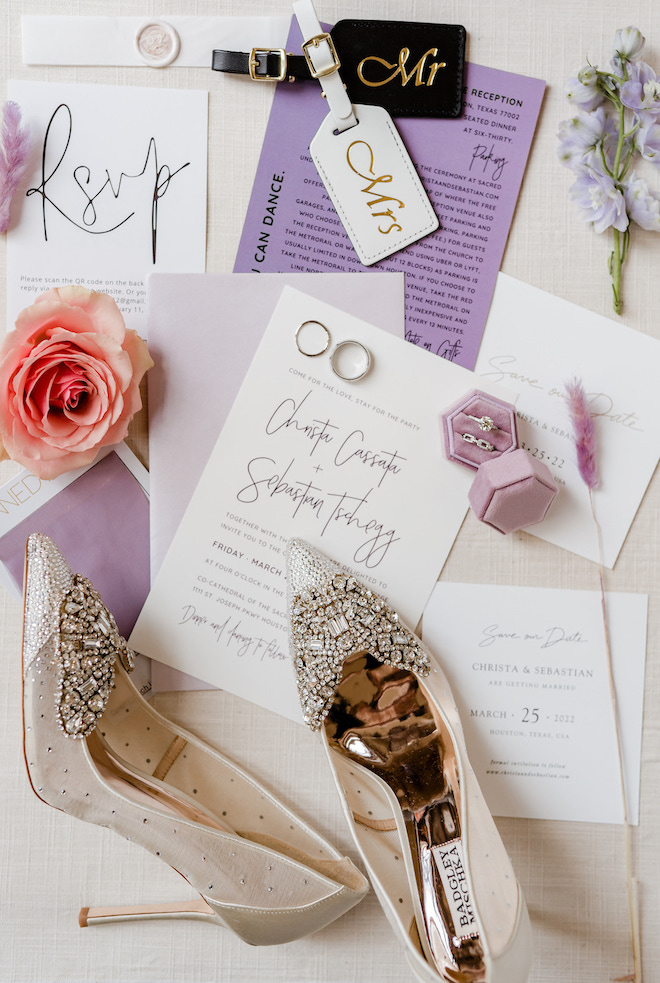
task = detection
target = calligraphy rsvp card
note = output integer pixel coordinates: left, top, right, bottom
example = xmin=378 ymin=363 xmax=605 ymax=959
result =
xmin=423 ymin=583 xmax=647 ymax=824
xmin=131 ymin=286 xmax=511 ymax=722
xmin=6 ymin=80 xmax=208 ymax=332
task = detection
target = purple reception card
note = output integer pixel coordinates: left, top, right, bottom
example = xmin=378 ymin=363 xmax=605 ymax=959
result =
xmin=234 ymin=60 xmax=545 ymax=369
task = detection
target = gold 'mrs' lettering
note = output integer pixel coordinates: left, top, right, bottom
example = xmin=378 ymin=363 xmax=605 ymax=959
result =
xmin=357 ymin=47 xmax=446 ymax=88
xmin=346 ymin=140 xmax=404 ymax=235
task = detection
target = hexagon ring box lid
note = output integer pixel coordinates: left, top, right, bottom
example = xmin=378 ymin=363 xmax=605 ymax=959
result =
xmin=442 ymin=389 xmax=518 ymax=470
xmin=468 ymin=448 xmax=559 ymax=534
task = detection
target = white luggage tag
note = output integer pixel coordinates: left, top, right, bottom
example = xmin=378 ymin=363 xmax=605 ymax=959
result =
xmin=310 ymin=103 xmax=439 ymax=266
xmin=293 ymin=0 xmax=438 ymax=266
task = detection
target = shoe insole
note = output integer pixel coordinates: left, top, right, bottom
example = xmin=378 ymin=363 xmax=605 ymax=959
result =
xmin=325 ymin=651 xmax=486 ymax=982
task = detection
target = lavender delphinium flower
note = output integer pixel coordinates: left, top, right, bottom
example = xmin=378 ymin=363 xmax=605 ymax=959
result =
xmin=558 ymin=25 xmax=660 ymax=314
xmin=569 ymin=168 xmax=628 ymax=234
xmin=557 ymin=107 xmax=615 ymax=170
xmin=564 ymin=66 xmax=606 ymax=112
xmin=612 ymin=25 xmax=646 ymax=70
xmin=624 ymin=172 xmax=660 ymax=229
xmin=620 ymin=61 xmax=660 ymax=119
xmin=636 ymin=119 xmax=660 ymax=161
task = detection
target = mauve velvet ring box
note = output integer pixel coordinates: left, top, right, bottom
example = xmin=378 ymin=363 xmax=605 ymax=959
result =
xmin=468 ymin=448 xmax=559 ymax=534
xmin=441 ymin=389 xmax=518 ymax=470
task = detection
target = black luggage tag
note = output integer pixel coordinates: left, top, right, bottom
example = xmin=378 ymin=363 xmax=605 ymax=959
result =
xmin=332 ymin=20 xmax=466 ymax=118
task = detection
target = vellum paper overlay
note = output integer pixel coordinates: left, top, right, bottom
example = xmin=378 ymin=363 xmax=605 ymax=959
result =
xmin=131 ymin=287 xmax=512 ymax=722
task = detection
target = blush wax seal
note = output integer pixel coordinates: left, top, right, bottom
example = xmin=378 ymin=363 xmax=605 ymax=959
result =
xmin=134 ymin=20 xmax=180 ymax=68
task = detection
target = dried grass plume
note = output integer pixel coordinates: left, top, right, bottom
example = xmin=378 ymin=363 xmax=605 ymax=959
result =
xmin=564 ymin=376 xmax=599 ymax=490
xmin=0 ymin=101 xmax=32 ymax=235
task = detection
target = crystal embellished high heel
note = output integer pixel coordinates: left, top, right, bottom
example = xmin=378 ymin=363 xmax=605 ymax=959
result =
xmin=22 ymin=534 xmax=369 ymax=945
xmin=286 ymin=539 xmax=532 ymax=982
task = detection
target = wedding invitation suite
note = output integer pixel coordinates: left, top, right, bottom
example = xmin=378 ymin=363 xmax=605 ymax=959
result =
xmin=131 ymin=286 xmax=512 ymax=721
xmin=423 ymin=583 xmax=647 ymax=823
xmin=6 ymin=80 xmax=208 ymax=334
xmin=234 ymin=48 xmax=545 ymax=369
xmin=147 ymin=272 xmax=406 ymax=579
xmin=145 ymin=271 xmax=406 ymax=695
xmin=476 ymin=274 xmax=660 ymax=566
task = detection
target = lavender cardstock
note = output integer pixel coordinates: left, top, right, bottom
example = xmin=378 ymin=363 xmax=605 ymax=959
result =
xmin=0 ymin=451 xmax=149 ymax=637
xmin=234 ymin=59 xmax=544 ymax=369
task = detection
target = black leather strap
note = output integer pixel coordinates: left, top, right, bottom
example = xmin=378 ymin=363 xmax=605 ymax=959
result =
xmin=212 ymin=22 xmax=467 ymax=119
xmin=211 ymin=48 xmax=311 ymax=81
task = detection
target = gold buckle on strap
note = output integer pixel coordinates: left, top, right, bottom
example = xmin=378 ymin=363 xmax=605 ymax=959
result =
xmin=301 ymin=33 xmax=341 ymax=79
xmin=248 ymin=47 xmax=287 ymax=82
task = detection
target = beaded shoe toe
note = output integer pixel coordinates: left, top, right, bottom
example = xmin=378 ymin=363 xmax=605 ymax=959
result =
xmin=23 ymin=533 xmax=368 ymax=944
xmin=286 ymin=538 xmax=532 ymax=982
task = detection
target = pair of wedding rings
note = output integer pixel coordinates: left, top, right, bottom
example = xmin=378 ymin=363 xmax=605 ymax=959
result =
xmin=295 ymin=320 xmax=372 ymax=382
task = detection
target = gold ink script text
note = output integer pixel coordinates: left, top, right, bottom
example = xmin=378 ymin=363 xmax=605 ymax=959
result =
xmin=357 ymin=47 xmax=446 ymax=88
xmin=346 ymin=141 xmax=405 ymax=234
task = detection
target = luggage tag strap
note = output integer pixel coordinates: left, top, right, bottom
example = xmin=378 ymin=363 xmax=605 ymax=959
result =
xmin=292 ymin=0 xmax=439 ymax=265
xmin=292 ymin=0 xmax=357 ymax=132
xmin=211 ymin=17 xmax=466 ymax=119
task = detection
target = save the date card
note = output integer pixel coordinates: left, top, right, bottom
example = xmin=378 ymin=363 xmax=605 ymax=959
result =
xmin=423 ymin=582 xmax=647 ymax=824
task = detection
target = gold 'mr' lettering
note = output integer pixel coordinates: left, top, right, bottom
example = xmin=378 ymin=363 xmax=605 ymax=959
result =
xmin=357 ymin=47 xmax=446 ymax=88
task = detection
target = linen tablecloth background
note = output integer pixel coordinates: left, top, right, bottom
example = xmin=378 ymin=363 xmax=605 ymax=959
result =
xmin=1 ymin=1 xmax=659 ymax=981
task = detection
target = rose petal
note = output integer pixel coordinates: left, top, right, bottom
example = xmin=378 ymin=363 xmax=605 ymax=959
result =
xmin=4 ymin=301 xmax=94 ymax=353
xmin=123 ymin=329 xmax=154 ymax=380
xmin=35 ymin=286 xmax=126 ymax=344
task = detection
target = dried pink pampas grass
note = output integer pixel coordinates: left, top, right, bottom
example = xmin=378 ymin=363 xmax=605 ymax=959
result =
xmin=564 ymin=376 xmax=599 ymax=491
xmin=0 ymin=101 xmax=32 ymax=235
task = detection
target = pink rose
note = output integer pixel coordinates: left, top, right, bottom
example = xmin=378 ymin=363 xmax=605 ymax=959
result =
xmin=0 ymin=285 xmax=153 ymax=479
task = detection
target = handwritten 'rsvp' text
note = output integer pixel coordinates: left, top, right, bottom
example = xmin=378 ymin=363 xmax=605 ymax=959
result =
xmin=26 ymin=103 xmax=190 ymax=263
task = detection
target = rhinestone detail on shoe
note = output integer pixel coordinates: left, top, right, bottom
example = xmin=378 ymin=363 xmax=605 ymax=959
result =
xmin=289 ymin=567 xmax=429 ymax=731
xmin=56 ymin=574 xmax=135 ymax=739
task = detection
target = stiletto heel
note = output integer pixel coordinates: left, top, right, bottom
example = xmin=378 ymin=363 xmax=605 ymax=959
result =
xmin=286 ymin=538 xmax=532 ymax=982
xmin=79 ymin=899 xmax=218 ymax=927
xmin=23 ymin=533 xmax=369 ymax=946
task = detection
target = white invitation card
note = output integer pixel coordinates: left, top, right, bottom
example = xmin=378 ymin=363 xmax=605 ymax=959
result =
xmin=6 ymin=80 xmax=208 ymax=334
xmin=476 ymin=274 xmax=660 ymax=567
xmin=423 ymin=582 xmax=647 ymax=823
xmin=131 ymin=286 xmax=511 ymax=722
